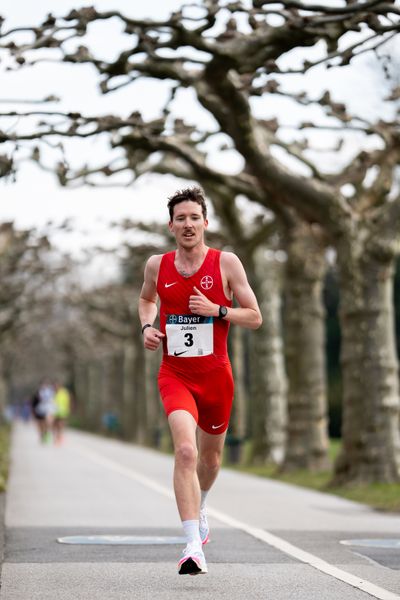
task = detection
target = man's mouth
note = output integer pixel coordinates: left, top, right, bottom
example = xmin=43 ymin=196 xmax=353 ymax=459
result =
xmin=183 ymin=231 xmax=195 ymax=238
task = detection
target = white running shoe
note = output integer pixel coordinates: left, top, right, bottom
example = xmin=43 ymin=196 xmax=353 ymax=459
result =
xmin=178 ymin=542 xmax=208 ymax=575
xmin=199 ymin=508 xmax=210 ymax=545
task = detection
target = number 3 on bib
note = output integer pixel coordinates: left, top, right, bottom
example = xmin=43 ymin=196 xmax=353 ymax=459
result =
xmin=166 ymin=314 xmax=214 ymax=357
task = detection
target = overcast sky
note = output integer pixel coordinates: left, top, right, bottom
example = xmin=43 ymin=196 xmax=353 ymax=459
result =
xmin=0 ymin=0 xmax=395 ymax=269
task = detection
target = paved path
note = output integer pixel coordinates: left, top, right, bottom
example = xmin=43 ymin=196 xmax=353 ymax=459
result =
xmin=1 ymin=422 xmax=400 ymax=599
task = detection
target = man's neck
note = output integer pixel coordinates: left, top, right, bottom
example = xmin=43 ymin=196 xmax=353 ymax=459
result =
xmin=176 ymin=243 xmax=208 ymax=264
xmin=175 ymin=244 xmax=209 ymax=278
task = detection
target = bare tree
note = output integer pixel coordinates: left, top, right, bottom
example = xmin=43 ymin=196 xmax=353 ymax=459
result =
xmin=0 ymin=223 xmax=66 ymax=419
xmin=1 ymin=1 xmax=400 ymax=481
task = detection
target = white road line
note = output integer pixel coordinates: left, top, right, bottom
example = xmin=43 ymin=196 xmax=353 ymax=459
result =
xmin=74 ymin=446 xmax=176 ymax=500
xmin=74 ymin=444 xmax=400 ymax=600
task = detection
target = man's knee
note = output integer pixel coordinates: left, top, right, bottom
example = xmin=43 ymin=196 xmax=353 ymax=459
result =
xmin=175 ymin=441 xmax=198 ymax=469
xmin=199 ymin=449 xmax=222 ymax=472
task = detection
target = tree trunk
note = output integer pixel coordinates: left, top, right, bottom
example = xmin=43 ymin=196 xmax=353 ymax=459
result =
xmin=123 ymin=329 xmax=162 ymax=447
xmin=72 ymin=359 xmax=89 ymax=426
xmin=0 ymin=367 xmax=8 ymax=426
xmin=104 ymin=352 xmax=124 ymax=436
xmin=334 ymin=246 xmax=400 ymax=483
xmin=122 ymin=340 xmax=137 ymax=440
xmin=132 ymin=330 xmax=149 ymax=445
xmin=144 ymin=348 xmax=163 ymax=448
xmin=282 ymin=222 xmax=330 ymax=472
xmin=248 ymin=253 xmax=287 ymax=465
xmin=229 ymin=324 xmax=247 ymax=441
xmin=87 ymin=360 xmax=103 ymax=431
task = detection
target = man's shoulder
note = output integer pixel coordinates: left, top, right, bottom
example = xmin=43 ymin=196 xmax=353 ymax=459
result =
xmin=146 ymin=251 xmax=176 ymax=278
xmin=220 ymin=250 xmax=241 ymax=266
xmin=148 ymin=250 xmax=175 ymax=261
xmin=220 ymin=251 xmax=245 ymax=281
xmin=146 ymin=253 xmax=164 ymax=269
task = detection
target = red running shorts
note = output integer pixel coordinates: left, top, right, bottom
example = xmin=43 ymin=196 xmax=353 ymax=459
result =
xmin=158 ymin=361 xmax=234 ymax=435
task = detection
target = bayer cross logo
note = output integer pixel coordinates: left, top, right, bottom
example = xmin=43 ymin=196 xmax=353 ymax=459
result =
xmin=169 ymin=315 xmax=178 ymax=324
xmin=200 ymin=275 xmax=213 ymax=290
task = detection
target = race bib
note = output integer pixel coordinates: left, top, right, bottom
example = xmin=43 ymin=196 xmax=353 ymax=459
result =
xmin=166 ymin=314 xmax=213 ymax=357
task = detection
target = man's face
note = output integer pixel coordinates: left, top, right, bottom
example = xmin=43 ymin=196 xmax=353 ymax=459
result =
xmin=168 ymin=200 xmax=208 ymax=249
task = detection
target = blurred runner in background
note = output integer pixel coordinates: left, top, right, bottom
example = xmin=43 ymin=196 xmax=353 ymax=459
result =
xmin=31 ymin=379 xmax=56 ymax=443
xmin=53 ymin=382 xmax=71 ymax=446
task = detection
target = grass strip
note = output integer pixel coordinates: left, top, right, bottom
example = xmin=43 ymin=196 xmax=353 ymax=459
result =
xmin=0 ymin=425 xmax=11 ymax=493
xmin=228 ymin=439 xmax=400 ymax=513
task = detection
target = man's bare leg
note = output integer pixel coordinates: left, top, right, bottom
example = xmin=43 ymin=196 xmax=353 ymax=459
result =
xmin=197 ymin=428 xmax=226 ymax=490
xmin=196 ymin=428 xmax=226 ymax=544
xmin=168 ymin=410 xmax=207 ymax=574
xmin=168 ymin=410 xmax=200 ymax=520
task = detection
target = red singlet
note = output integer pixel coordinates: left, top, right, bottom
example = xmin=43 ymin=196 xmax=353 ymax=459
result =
xmin=157 ymin=248 xmax=234 ymax=434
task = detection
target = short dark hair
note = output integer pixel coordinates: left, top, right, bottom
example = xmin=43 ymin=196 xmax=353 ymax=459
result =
xmin=167 ymin=187 xmax=207 ymax=221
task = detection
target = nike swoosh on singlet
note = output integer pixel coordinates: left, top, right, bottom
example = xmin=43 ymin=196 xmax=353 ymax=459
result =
xmin=165 ymin=282 xmax=177 ymax=288
xmin=174 ymin=350 xmax=187 ymax=356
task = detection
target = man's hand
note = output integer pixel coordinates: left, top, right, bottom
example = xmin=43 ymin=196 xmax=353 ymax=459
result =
xmin=189 ymin=286 xmax=218 ymax=317
xmin=143 ymin=326 xmax=165 ymax=351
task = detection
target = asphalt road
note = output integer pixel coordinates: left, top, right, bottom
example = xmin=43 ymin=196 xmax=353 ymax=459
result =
xmin=1 ymin=422 xmax=400 ymax=600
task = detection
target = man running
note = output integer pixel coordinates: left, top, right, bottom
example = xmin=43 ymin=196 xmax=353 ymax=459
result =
xmin=139 ymin=187 xmax=262 ymax=575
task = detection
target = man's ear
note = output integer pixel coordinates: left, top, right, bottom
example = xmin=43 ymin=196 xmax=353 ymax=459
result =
xmin=168 ymin=220 xmax=173 ymax=232
xmin=204 ymin=219 xmax=209 ymax=229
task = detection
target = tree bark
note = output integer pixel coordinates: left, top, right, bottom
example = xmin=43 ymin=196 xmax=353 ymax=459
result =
xmin=132 ymin=330 xmax=149 ymax=445
xmin=282 ymin=222 xmax=330 ymax=472
xmin=104 ymin=352 xmax=124 ymax=435
xmin=0 ymin=367 xmax=8 ymax=426
xmin=86 ymin=360 xmax=103 ymax=432
xmin=334 ymin=243 xmax=400 ymax=483
xmin=122 ymin=340 xmax=137 ymax=441
xmin=144 ymin=348 xmax=163 ymax=447
xmin=229 ymin=324 xmax=247 ymax=442
xmin=248 ymin=253 xmax=287 ymax=465
xmin=72 ymin=359 xmax=89 ymax=427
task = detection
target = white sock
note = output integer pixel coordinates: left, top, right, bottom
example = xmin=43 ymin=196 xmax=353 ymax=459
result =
xmin=200 ymin=490 xmax=208 ymax=511
xmin=182 ymin=519 xmax=201 ymax=545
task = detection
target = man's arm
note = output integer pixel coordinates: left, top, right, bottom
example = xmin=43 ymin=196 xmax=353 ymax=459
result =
xmin=138 ymin=255 xmax=165 ymax=351
xmin=188 ymin=252 xmax=262 ymax=330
